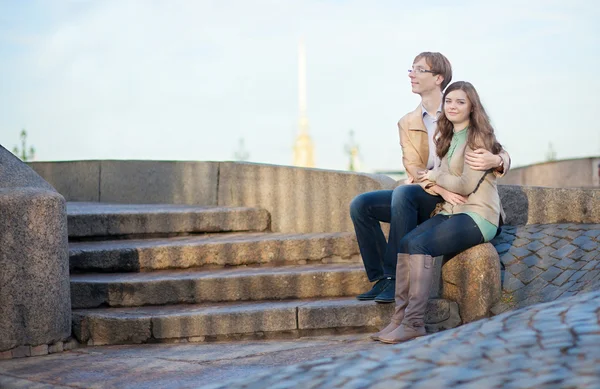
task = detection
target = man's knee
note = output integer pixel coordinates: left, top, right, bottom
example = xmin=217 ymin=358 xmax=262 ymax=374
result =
xmin=350 ymin=192 xmax=369 ymax=220
xmin=391 ymin=184 xmax=424 ymax=208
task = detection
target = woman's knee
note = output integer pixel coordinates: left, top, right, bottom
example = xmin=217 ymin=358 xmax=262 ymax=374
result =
xmin=391 ymin=184 xmax=423 ymax=208
xmin=405 ymin=237 xmax=430 ymax=256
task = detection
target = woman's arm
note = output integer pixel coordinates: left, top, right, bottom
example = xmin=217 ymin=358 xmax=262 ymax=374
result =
xmin=427 ymin=146 xmax=490 ymax=196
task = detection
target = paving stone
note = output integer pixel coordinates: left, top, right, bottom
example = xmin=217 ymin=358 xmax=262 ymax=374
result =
xmin=551 ymin=245 xmax=578 ymax=260
xmin=535 ymin=255 xmax=559 ymax=270
xmin=500 ymin=252 xmax=519 ymax=266
xmin=508 ymin=262 xmax=528 ymax=275
xmin=571 ymin=235 xmax=594 ymax=247
xmin=516 ymin=267 xmax=543 ymax=284
xmin=583 ymin=229 xmax=600 ymax=238
xmin=580 ymin=241 xmax=599 ymax=251
xmin=567 ymin=261 xmax=586 ymax=270
xmin=550 ymin=239 xmax=570 ymax=249
xmin=509 ymin=247 xmax=532 ymax=259
xmin=493 ymin=243 xmax=512 ymax=254
xmin=580 ymin=269 xmax=600 ymax=282
xmin=568 ymin=270 xmax=587 ymax=283
xmin=539 ymin=267 xmax=563 ymax=283
xmin=540 ymin=236 xmax=559 ymax=246
xmin=503 ymin=274 xmax=525 ymax=293
xmin=569 ymin=249 xmax=586 ymax=260
xmin=521 ymin=256 xmax=540 ymax=267
xmin=525 ymin=241 xmax=545 ymax=252
xmin=554 ymin=257 xmax=575 ymax=269
xmin=511 ymin=238 xmax=531 ymax=248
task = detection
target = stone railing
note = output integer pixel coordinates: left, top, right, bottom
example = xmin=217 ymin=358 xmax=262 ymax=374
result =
xmin=0 ymin=146 xmax=70 ymax=355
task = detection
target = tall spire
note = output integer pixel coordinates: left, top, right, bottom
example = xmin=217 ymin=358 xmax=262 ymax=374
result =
xmin=293 ymin=38 xmax=315 ymax=168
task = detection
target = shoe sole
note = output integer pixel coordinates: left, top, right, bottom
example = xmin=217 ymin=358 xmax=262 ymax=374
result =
xmin=374 ymin=299 xmax=394 ymax=304
xmin=356 ymin=296 xmax=377 ymax=301
xmin=379 ymin=334 xmax=425 ymax=344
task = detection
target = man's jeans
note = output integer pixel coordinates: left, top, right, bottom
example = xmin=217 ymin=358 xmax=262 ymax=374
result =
xmin=349 ymin=184 xmax=443 ymax=282
xmin=399 ymin=214 xmax=485 ymax=257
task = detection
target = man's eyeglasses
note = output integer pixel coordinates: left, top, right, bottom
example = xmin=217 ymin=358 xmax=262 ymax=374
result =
xmin=408 ymin=68 xmax=436 ymax=75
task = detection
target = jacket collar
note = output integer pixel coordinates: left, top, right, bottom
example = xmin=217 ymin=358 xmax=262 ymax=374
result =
xmin=407 ymin=104 xmax=427 ymax=132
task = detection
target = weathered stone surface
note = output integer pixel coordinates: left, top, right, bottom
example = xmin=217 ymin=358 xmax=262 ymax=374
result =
xmin=30 ymin=344 xmax=49 ymax=357
xmin=151 ymin=302 xmax=298 ymax=339
xmin=499 ymin=185 xmax=600 ymax=226
xmin=442 ymin=243 xmax=501 ymax=323
xmin=0 ymin=146 xmax=71 ymax=353
xmin=67 ymin=202 xmax=270 ymax=237
xmin=29 ymin=160 xmax=101 ymax=201
xmin=217 ymin=162 xmax=396 ymax=233
xmin=69 ymin=232 xmax=360 ymax=273
xmin=48 ymin=341 xmax=64 ymax=354
xmin=100 ymin=160 xmax=220 ymax=205
xmin=70 ymin=264 xmax=371 ymax=308
xmin=297 ymin=298 xmax=457 ymax=331
xmin=72 ymin=312 xmax=152 ymax=346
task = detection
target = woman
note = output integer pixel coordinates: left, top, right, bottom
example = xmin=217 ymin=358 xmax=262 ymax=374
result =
xmin=376 ymin=81 xmax=504 ymax=344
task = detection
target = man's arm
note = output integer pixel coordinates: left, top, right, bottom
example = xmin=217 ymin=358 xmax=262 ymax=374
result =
xmin=427 ymin=146 xmax=490 ymax=196
xmin=465 ymin=148 xmax=511 ymax=178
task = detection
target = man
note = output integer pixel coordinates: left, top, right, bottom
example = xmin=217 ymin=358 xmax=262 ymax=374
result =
xmin=350 ymin=52 xmax=510 ymax=303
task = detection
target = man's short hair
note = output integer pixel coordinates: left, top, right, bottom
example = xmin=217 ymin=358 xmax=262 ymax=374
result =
xmin=413 ymin=52 xmax=452 ymax=90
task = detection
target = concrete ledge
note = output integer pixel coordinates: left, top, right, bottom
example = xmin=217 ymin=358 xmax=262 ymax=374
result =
xmin=67 ymin=203 xmax=270 ymax=238
xmin=218 ymin=162 xmax=397 ymax=233
xmin=500 ymin=185 xmax=600 ymax=225
xmin=71 ymin=297 xmax=460 ymax=345
xmin=69 ymin=232 xmax=360 ymax=273
xmin=70 ymin=264 xmax=371 ymax=308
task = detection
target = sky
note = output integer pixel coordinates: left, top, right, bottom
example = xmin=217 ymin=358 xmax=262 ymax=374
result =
xmin=1 ymin=0 xmax=599 ymax=172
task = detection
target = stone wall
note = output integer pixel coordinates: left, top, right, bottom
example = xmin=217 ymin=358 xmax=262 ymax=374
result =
xmin=29 ymin=160 xmax=397 ymax=233
xmin=499 ymin=157 xmax=600 ymax=188
xmin=0 ymin=146 xmax=71 ymax=353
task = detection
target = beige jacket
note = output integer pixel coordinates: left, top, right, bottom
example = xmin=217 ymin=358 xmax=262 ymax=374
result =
xmin=427 ymin=136 xmax=504 ymax=226
xmin=397 ymin=104 xmax=511 ymax=195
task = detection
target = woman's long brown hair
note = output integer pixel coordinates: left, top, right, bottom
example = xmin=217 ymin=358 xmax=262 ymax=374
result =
xmin=435 ymin=81 xmax=503 ymax=160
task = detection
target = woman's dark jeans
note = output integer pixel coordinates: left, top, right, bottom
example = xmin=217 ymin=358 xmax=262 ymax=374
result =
xmin=398 ymin=213 xmax=484 ymax=257
xmin=349 ymin=185 xmax=443 ymax=282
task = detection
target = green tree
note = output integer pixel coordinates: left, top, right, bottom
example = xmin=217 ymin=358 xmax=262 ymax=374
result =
xmin=12 ymin=129 xmax=36 ymax=161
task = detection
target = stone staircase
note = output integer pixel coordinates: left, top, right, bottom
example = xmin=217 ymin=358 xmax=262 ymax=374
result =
xmin=68 ymin=202 xmax=458 ymax=346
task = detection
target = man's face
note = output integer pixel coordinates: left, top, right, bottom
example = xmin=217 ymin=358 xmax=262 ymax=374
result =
xmin=409 ymin=58 xmax=441 ymax=95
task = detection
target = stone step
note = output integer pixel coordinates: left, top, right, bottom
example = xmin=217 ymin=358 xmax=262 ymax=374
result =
xmin=67 ymin=202 xmax=270 ymax=238
xmin=69 ymin=232 xmax=360 ymax=273
xmin=72 ymin=297 xmax=461 ymax=346
xmin=71 ymin=264 xmax=372 ymax=309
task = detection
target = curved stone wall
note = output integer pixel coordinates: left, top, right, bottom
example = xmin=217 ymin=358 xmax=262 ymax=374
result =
xmin=499 ymin=156 xmax=600 ymax=188
xmin=0 ymin=146 xmax=70 ymax=353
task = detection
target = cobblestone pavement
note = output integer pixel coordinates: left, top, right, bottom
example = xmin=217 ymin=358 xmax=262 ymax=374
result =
xmin=491 ymin=223 xmax=600 ymax=312
xmin=204 ymin=289 xmax=600 ymax=389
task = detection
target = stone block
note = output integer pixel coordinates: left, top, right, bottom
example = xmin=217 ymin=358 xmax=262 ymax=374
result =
xmin=63 ymin=339 xmax=80 ymax=351
xmin=217 ymin=162 xmax=396 ymax=233
xmin=11 ymin=346 xmax=30 ymax=358
xmin=441 ymin=243 xmax=501 ymax=323
xmin=100 ymin=161 xmax=219 ymax=205
xmin=499 ymin=185 xmax=600 ymax=226
xmin=48 ymin=341 xmax=64 ymax=354
xmin=72 ymin=312 xmax=151 ymax=346
xmin=30 ymin=344 xmax=48 ymax=356
xmin=28 ymin=161 xmax=100 ymax=201
xmin=0 ymin=188 xmax=71 ymax=352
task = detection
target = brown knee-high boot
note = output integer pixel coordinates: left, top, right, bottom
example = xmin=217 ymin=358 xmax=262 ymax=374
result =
xmin=379 ymin=254 xmax=433 ymax=344
xmin=370 ymin=253 xmax=410 ymax=340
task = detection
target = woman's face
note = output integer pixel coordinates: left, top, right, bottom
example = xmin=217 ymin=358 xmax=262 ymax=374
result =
xmin=444 ymin=89 xmax=471 ymax=125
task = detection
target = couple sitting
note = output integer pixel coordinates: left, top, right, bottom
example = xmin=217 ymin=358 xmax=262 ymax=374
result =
xmin=350 ymin=52 xmax=510 ymax=344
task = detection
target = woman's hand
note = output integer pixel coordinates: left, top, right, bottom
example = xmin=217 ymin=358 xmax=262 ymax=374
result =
xmin=416 ymin=169 xmax=429 ymax=182
xmin=433 ymin=186 xmax=468 ymax=206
